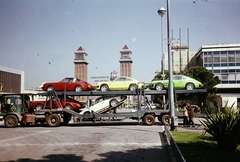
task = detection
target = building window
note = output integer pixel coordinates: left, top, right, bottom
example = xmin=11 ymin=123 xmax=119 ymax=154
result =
xmin=228 ymin=63 xmax=236 ymax=66
xmin=221 ymin=54 xmax=227 ymax=62
xmin=213 ymin=63 xmax=220 ymax=67
xmin=213 ymin=56 xmax=220 ymax=62
xmin=229 ymin=80 xmax=236 ymax=84
xmin=221 ymin=81 xmax=228 ymax=84
xmin=221 ymin=74 xmax=228 ymax=80
xmin=228 ymin=54 xmax=235 ymax=62
xmin=221 ymin=69 xmax=228 ymax=73
xmin=229 ymin=69 xmax=236 ymax=73
xmin=236 ymin=54 xmax=240 ymax=62
xmin=214 ymin=70 xmax=220 ymax=73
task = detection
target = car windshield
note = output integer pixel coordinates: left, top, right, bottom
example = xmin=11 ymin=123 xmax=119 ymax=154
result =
xmin=115 ymin=77 xmax=127 ymax=81
xmin=173 ymin=76 xmax=182 ymax=80
xmin=62 ymin=78 xmax=73 ymax=82
xmin=74 ymin=78 xmax=83 ymax=82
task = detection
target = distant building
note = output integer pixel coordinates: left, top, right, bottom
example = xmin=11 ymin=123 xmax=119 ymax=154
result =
xmin=119 ymin=44 xmax=132 ymax=77
xmin=195 ymin=43 xmax=240 ymax=108
xmin=0 ymin=66 xmax=24 ymax=93
xmin=74 ymin=45 xmax=88 ymax=82
xmin=74 ymin=45 xmax=88 ymax=101
xmin=164 ymin=39 xmax=196 ymax=73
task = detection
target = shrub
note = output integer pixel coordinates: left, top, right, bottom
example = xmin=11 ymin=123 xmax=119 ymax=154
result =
xmin=202 ymin=105 xmax=215 ymax=114
xmin=200 ymin=103 xmax=240 ymax=151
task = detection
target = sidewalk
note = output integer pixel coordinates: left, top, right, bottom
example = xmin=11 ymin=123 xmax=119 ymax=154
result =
xmin=176 ymin=117 xmax=206 ymax=133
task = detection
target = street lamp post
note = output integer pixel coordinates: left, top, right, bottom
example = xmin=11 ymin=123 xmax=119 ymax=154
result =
xmin=166 ymin=0 xmax=177 ymax=130
xmin=158 ymin=7 xmax=166 ymax=105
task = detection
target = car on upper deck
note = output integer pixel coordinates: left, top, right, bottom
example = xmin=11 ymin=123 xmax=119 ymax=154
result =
xmin=95 ymin=76 xmax=145 ymax=92
xmin=149 ymin=75 xmax=203 ymax=91
xmin=40 ymin=77 xmax=94 ymax=92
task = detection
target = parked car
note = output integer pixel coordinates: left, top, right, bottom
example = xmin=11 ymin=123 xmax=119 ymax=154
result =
xmin=79 ymin=96 xmax=127 ymax=115
xmin=31 ymin=96 xmax=84 ymax=112
xmin=40 ymin=77 xmax=94 ymax=92
xmin=149 ymin=75 xmax=203 ymax=91
xmin=95 ymin=76 xmax=145 ymax=91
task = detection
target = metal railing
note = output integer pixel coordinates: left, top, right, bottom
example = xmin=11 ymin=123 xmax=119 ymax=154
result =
xmin=163 ymin=126 xmax=186 ymax=162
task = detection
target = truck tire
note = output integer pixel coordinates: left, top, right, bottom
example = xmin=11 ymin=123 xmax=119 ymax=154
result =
xmin=4 ymin=115 xmax=18 ymax=128
xmin=143 ymin=114 xmax=155 ymax=126
xmin=161 ymin=114 xmax=170 ymax=125
xmin=46 ymin=114 xmax=60 ymax=127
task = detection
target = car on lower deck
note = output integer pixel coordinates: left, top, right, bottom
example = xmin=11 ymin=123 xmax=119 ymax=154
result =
xmin=31 ymin=96 xmax=84 ymax=112
xmin=79 ymin=96 xmax=127 ymax=115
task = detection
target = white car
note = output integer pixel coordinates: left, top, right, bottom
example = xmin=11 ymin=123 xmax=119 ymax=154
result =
xmin=79 ymin=96 xmax=127 ymax=115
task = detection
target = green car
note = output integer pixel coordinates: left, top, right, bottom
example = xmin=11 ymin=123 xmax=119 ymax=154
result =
xmin=149 ymin=75 xmax=203 ymax=91
xmin=96 ymin=76 xmax=145 ymax=91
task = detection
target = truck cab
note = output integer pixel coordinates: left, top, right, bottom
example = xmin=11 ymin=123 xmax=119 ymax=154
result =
xmin=0 ymin=94 xmax=30 ymax=127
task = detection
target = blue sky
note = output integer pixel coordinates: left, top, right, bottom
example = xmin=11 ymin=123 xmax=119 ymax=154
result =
xmin=0 ymin=0 xmax=240 ymax=88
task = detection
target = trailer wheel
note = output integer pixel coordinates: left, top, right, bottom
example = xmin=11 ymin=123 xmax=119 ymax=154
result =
xmin=4 ymin=115 xmax=18 ymax=128
xmin=143 ymin=114 xmax=155 ymax=126
xmin=161 ymin=114 xmax=170 ymax=125
xmin=46 ymin=114 xmax=60 ymax=127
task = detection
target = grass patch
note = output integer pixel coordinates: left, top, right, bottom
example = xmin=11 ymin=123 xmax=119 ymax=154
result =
xmin=171 ymin=131 xmax=240 ymax=162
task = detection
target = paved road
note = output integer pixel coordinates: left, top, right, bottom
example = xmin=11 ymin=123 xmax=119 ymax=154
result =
xmin=0 ymin=120 xmax=171 ymax=162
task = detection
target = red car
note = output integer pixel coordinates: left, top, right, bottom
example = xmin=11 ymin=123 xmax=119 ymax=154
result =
xmin=40 ymin=77 xmax=94 ymax=92
xmin=31 ymin=96 xmax=84 ymax=112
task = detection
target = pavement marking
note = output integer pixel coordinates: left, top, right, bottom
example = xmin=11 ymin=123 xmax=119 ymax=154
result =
xmin=0 ymin=130 xmax=52 ymax=144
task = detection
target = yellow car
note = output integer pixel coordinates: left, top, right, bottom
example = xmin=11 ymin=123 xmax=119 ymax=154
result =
xmin=96 ymin=76 xmax=145 ymax=91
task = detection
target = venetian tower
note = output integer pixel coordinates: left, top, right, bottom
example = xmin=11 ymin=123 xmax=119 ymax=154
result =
xmin=119 ymin=44 xmax=133 ymax=105
xmin=74 ymin=45 xmax=88 ymax=101
xmin=119 ymin=44 xmax=132 ymax=77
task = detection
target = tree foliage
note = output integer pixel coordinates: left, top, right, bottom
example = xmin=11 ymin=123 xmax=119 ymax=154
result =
xmin=184 ymin=66 xmax=221 ymax=93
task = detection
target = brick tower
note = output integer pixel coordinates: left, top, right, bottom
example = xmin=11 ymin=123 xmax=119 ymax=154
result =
xmin=119 ymin=44 xmax=133 ymax=106
xmin=119 ymin=44 xmax=132 ymax=77
xmin=74 ymin=45 xmax=88 ymax=101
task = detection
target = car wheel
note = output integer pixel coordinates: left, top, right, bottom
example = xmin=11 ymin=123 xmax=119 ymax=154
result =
xmin=143 ymin=114 xmax=155 ymax=126
xmin=109 ymin=99 xmax=118 ymax=107
xmin=64 ymin=104 xmax=73 ymax=110
xmin=4 ymin=115 xmax=18 ymax=128
xmin=156 ymin=83 xmax=164 ymax=91
xmin=100 ymin=84 xmax=109 ymax=92
xmin=75 ymin=86 xmax=83 ymax=92
xmin=46 ymin=114 xmax=60 ymax=127
xmin=36 ymin=104 xmax=43 ymax=111
xmin=47 ymin=86 xmax=54 ymax=91
xmin=129 ymin=84 xmax=137 ymax=91
xmin=186 ymin=83 xmax=195 ymax=90
xmin=83 ymin=111 xmax=90 ymax=115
